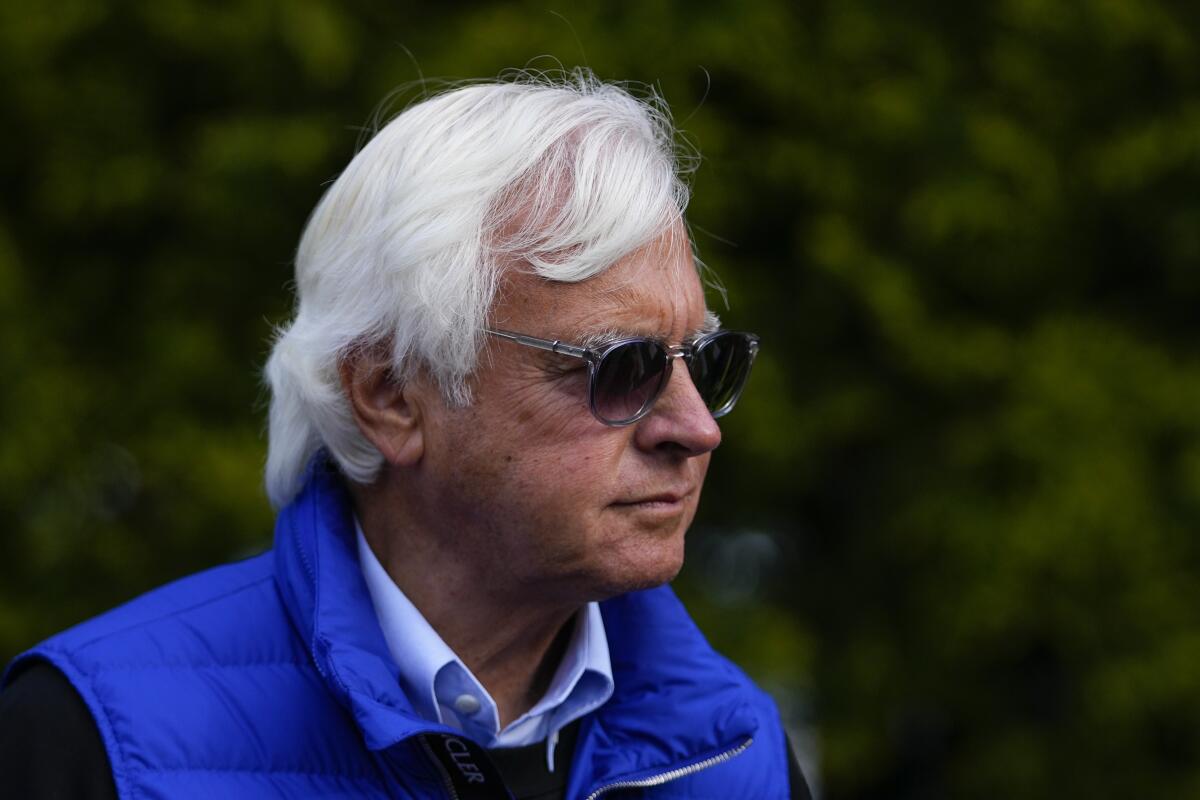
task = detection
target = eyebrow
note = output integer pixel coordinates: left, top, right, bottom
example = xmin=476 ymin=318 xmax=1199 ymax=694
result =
xmin=569 ymin=312 xmax=722 ymax=350
xmin=575 ymin=328 xmax=627 ymax=349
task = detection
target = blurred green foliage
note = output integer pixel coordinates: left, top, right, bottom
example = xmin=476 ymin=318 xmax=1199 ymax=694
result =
xmin=2 ymin=1 xmax=1198 ymax=797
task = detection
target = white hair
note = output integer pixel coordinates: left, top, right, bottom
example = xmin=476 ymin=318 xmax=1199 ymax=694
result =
xmin=263 ymin=70 xmax=697 ymax=508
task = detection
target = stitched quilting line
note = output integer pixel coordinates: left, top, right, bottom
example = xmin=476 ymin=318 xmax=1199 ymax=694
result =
xmin=65 ymin=571 xmax=277 ymax=653
xmin=127 ymin=766 xmax=384 ymax=780
xmin=85 ymin=660 xmax=311 ymax=671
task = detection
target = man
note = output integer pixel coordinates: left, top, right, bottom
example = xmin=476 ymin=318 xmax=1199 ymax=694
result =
xmin=0 ymin=72 xmax=810 ymax=799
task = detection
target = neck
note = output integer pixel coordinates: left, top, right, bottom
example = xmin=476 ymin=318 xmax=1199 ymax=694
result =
xmin=351 ymin=479 xmax=579 ymax=727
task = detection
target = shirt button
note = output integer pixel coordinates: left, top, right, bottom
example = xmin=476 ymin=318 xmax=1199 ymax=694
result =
xmin=453 ymin=694 xmax=481 ymax=715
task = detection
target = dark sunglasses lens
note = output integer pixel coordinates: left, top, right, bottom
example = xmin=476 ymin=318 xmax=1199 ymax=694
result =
xmin=593 ymin=340 xmax=668 ymax=423
xmin=691 ymin=333 xmax=755 ymax=415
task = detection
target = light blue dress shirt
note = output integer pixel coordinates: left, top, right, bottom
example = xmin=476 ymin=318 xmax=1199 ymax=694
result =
xmin=355 ymin=525 xmax=614 ymax=769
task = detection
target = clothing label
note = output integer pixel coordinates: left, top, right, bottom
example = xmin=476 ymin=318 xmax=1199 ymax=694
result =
xmin=419 ymin=733 xmax=514 ymax=800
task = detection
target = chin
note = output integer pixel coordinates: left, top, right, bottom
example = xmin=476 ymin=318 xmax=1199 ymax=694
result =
xmin=625 ymin=560 xmax=685 ymax=593
xmin=591 ymin=539 xmax=686 ymax=600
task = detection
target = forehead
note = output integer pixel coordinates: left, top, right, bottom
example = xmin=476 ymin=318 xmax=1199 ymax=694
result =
xmin=491 ymin=226 xmax=707 ymax=339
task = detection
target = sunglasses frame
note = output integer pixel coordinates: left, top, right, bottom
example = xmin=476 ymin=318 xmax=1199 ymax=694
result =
xmin=485 ymin=327 xmax=760 ymax=426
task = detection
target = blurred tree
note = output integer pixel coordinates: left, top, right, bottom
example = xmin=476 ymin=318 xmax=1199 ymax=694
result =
xmin=1 ymin=0 xmax=1198 ymax=797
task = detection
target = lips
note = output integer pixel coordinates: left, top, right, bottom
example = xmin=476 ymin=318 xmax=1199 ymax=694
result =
xmin=614 ymin=488 xmax=692 ymax=506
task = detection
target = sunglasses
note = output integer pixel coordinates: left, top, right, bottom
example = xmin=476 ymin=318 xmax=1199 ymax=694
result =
xmin=485 ymin=328 xmax=760 ymax=426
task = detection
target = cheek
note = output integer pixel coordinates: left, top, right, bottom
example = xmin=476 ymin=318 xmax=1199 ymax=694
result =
xmin=503 ymin=433 xmax=626 ymax=507
xmin=447 ymin=404 xmax=624 ymax=521
xmin=478 ymin=368 xmax=608 ymax=465
xmin=501 ymin=376 xmax=591 ymax=438
xmin=462 ymin=438 xmax=628 ymax=576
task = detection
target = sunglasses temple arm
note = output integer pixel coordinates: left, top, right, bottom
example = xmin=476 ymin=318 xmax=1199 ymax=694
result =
xmin=484 ymin=329 xmax=590 ymax=360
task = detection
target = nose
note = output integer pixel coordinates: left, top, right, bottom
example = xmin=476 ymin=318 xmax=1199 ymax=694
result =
xmin=633 ymin=361 xmax=722 ymax=456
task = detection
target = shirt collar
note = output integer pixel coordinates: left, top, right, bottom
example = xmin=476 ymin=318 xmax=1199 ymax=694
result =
xmin=354 ymin=520 xmax=614 ymax=754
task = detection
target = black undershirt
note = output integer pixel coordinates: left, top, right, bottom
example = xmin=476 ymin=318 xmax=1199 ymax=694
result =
xmin=489 ymin=719 xmax=580 ymax=800
xmin=0 ymin=663 xmax=118 ymax=800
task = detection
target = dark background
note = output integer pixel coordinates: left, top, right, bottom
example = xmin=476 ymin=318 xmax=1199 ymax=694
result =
xmin=2 ymin=1 xmax=1199 ymax=797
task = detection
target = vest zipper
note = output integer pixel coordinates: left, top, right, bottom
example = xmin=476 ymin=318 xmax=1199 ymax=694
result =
xmin=581 ymin=736 xmax=754 ymax=800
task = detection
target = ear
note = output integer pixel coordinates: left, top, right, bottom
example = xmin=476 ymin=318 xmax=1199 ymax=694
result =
xmin=338 ymin=349 xmax=425 ymax=468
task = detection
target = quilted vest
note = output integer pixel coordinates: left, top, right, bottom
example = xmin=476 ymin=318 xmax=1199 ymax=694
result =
xmin=4 ymin=460 xmax=791 ymax=798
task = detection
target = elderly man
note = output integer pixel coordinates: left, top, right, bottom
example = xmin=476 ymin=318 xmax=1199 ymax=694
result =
xmin=0 ymin=73 xmax=809 ymax=799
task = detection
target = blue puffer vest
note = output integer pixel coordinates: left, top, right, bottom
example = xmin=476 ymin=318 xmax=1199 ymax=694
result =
xmin=4 ymin=461 xmax=791 ymax=798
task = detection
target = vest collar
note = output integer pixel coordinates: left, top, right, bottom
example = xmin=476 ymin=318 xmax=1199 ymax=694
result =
xmin=273 ymin=455 xmax=454 ymax=750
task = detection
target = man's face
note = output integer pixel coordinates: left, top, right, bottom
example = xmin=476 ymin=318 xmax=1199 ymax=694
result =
xmin=415 ymin=224 xmax=721 ymax=605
